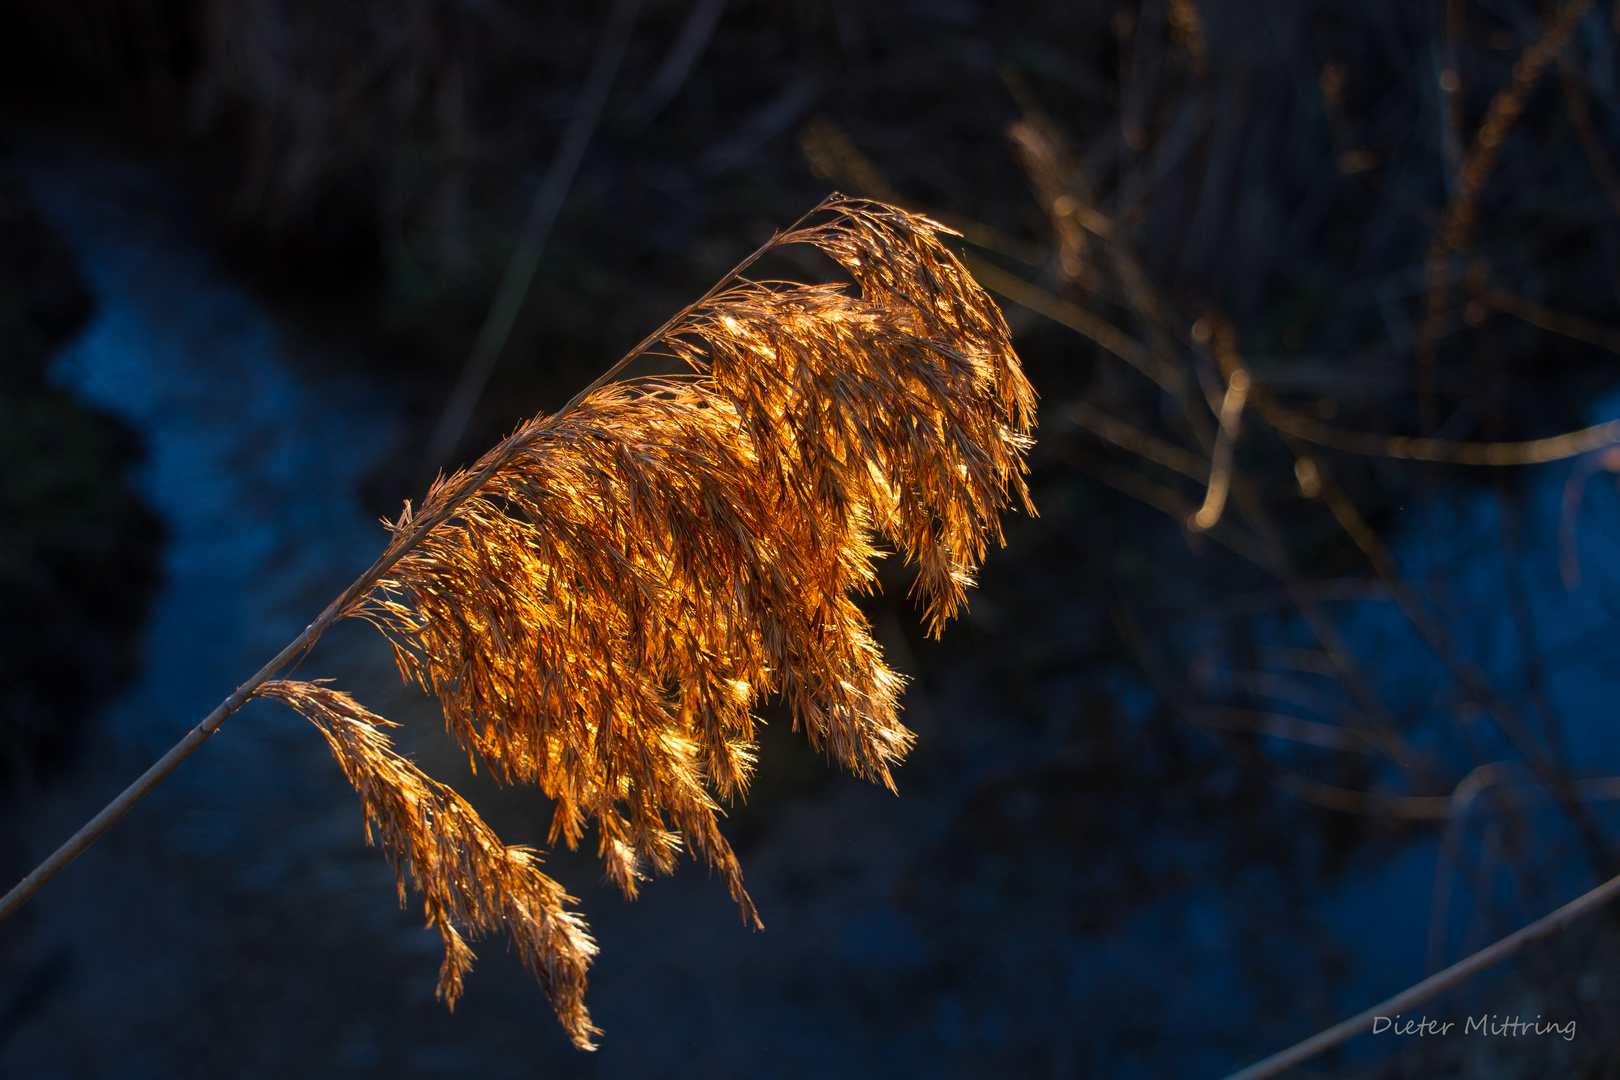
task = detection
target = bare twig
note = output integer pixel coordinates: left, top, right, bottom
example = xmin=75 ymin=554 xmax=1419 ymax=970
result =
xmin=1196 ymin=322 xmax=1433 ymax=781
xmin=1562 ymin=64 xmax=1620 ymax=224
xmin=1233 ymin=488 xmax=1433 ymax=781
xmin=965 ymin=254 xmax=1182 ymax=392
xmin=419 ymin=0 xmax=641 ymax=479
xmin=1193 ymin=707 xmax=1377 ymax=754
xmin=1252 ymin=392 xmax=1620 ymax=464
xmin=1426 ymin=764 xmax=1519 ymax=973
xmin=699 ymin=75 xmax=819 ymax=176
xmin=1281 ymin=439 xmax=1618 ymax=871
xmin=1066 ymin=400 xmax=1208 ymax=481
xmin=799 ymin=115 xmax=1041 ymax=260
xmin=1497 ymin=492 xmax=1572 ymax=768
xmin=1204 ymin=727 xmax=1452 ymax=819
xmin=1416 ymin=0 xmax=1592 ymax=430
xmin=1559 ymin=450 xmax=1620 ymax=589
xmin=1485 ymin=288 xmax=1620 ymax=355
xmin=1044 ymin=441 xmax=1267 ymax=568
xmin=1439 ymin=0 xmax=1465 ymax=194
xmin=1190 ymin=368 xmax=1249 ymax=531
xmin=633 ymin=0 xmax=726 ymax=123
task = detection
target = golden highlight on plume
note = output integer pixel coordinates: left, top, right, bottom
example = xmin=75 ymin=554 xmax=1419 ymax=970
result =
xmin=264 ymin=197 xmax=1035 ymax=1046
xmin=254 ymin=680 xmax=600 ymax=1047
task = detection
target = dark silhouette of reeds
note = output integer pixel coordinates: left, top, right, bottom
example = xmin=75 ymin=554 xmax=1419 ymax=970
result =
xmin=0 ymin=195 xmax=1035 ymax=1050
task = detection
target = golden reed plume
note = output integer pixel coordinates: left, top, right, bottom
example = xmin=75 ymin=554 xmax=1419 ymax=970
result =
xmin=1 ymin=196 xmax=1033 ymax=1051
xmin=254 ymin=680 xmax=598 ymax=1041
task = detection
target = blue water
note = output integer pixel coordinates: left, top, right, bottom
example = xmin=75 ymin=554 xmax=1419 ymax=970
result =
xmin=1272 ymin=391 xmax=1620 ymax=1070
xmin=32 ymin=151 xmax=397 ymax=754
xmin=0 ymin=140 xmax=411 ymax=1076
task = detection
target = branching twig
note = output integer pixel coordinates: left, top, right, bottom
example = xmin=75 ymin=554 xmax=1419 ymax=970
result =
xmin=1417 ymin=0 xmax=1593 ymax=430
xmin=966 ymin=253 xmax=1182 ymax=393
xmin=1065 ymin=401 xmax=1208 ymax=481
xmin=1485 ymin=288 xmax=1620 ymax=355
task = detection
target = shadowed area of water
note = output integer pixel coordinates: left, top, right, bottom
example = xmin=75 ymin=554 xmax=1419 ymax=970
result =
xmin=0 ymin=140 xmax=423 ymax=1076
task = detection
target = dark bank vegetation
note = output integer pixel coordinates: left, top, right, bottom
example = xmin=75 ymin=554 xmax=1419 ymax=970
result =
xmin=0 ymin=170 xmax=163 ymax=807
xmin=5 ymin=0 xmax=1620 ymax=1075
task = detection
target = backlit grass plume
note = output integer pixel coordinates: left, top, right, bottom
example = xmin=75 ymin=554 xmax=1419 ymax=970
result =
xmin=255 ymin=679 xmax=597 ymax=1038
xmin=1 ymin=196 xmax=1034 ymax=1051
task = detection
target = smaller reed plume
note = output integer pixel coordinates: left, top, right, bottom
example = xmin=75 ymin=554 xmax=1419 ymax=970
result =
xmin=255 ymin=196 xmax=1036 ymax=1048
xmin=255 ymin=680 xmax=597 ymax=1037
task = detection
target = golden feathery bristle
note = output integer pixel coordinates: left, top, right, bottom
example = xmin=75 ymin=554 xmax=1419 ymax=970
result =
xmin=253 ymin=679 xmax=600 ymax=1049
xmin=354 ymin=196 xmax=1032 ymax=898
xmin=299 ymin=196 xmax=1034 ymax=1046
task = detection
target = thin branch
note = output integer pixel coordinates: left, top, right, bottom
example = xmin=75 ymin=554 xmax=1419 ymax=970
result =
xmin=1280 ymin=430 xmax=1618 ymax=870
xmin=1559 ymin=451 xmax=1619 ymax=589
xmin=1221 ymin=868 xmax=1620 ymax=1080
xmin=1118 ymin=601 xmax=1444 ymax=820
xmin=632 ymin=0 xmax=726 ymax=124
xmin=1497 ymin=491 xmax=1573 ymax=769
xmin=419 ymin=0 xmax=641 ymax=479
xmin=1416 ymin=0 xmax=1593 ymax=430
xmin=1485 ymin=288 xmax=1620 ymax=355
xmin=1190 ymin=368 xmax=1249 ymax=531
xmin=1251 ymin=390 xmax=1620 ymax=464
xmin=1426 ymin=763 xmax=1520 ymax=973
xmin=1046 ymin=441 xmax=1267 ymax=567
xmin=1193 ymin=707 xmax=1378 ymax=754
xmin=1204 ymin=726 xmax=1452 ymax=819
xmin=965 ymin=253 xmax=1181 ymax=393
xmin=1065 ymin=400 xmax=1209 ymax=481
xmin=798 ymin=115 xmax=1044 ymax=262
xmin=1222 ymin=461 xmax=1431 ymax=780
xmin=1561 ymin=64 xmax=1620 ymax=225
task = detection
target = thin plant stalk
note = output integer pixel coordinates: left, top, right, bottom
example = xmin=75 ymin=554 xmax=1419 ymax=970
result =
xmin=418 ymin=0 xmax=641 ymax=478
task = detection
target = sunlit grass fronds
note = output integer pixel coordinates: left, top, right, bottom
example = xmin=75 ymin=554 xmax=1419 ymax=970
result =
xmin=0 ymin=200 xmax=1032 ymax=1018
xmin=254 ymin=679 xmax=600 ymax=1050
xmin=350 ymin=197 xmax=1035 ymax=929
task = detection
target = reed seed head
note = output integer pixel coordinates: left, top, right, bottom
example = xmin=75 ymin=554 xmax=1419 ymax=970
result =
xmin=278 ymin=197 xmax=1035 ymax=1045
xmin=255 ymin=679 xmax=600 ymax=1048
